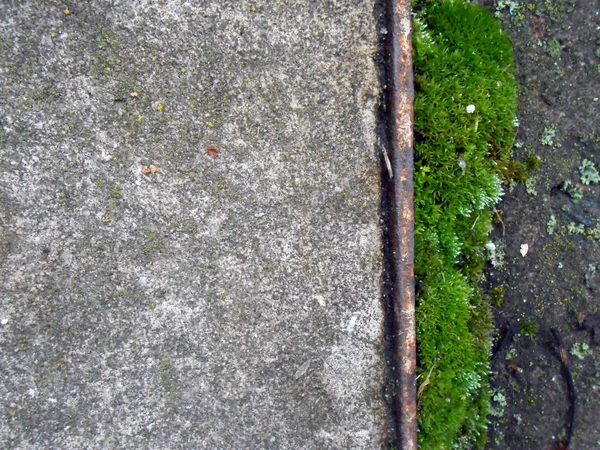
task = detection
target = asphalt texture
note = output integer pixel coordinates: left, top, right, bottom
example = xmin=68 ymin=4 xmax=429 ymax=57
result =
xmin=0 ymin=1 xmax=387 ymax=448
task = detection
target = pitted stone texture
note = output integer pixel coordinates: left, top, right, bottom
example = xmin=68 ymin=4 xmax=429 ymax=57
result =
xmin=0 ymin=1 xmax=384 ymax=448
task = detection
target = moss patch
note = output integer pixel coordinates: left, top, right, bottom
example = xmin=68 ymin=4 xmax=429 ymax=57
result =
xmin=412 ymin=0 xmax=517 ymax=447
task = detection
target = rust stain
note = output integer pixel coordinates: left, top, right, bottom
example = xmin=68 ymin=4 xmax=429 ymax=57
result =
xmin=389 ymin=0 xmax=417 ymax=448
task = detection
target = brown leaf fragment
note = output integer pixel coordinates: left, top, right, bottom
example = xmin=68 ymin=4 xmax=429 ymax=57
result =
xmin=417 ymin=363 xmax=435 ymax=400
xmin=532 ymin=16 xmax=546 ymax=40
xmin=206 ymin=145 xmax=219 ymax=159
xmin=142 ymin=165 xmax=157 ymax=175
xmin=507 ymin=363 xmax=523 ymax=373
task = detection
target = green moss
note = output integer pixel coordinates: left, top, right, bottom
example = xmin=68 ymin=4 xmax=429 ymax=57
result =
xmin=519 ymin=321 xmax=539 ymax=336
xmin=413 ymin=1 xmax=517 ymax=447
xmin=110 ymin=183 xmax=122 ymax=199
xmin=496 ymin=159 xmax=528 ymax=182
xmin=525 ymin=152 xmax=540 ymax=171
xmin=490 ymin=286 xmax=506 ymax=307
xmin=141 ymin=230 xmax=165 ymax=261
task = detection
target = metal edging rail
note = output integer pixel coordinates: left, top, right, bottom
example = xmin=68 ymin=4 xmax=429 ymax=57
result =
xmin=389 ymin=0 xmax=417 ymax=448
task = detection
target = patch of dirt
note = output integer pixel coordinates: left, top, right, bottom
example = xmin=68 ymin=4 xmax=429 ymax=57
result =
xmin=481 ymin=0 xmax=600 ymax=448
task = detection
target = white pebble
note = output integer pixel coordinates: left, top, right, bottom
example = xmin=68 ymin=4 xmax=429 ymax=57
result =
xmin=520 ymin=243 xmax=529 ymax=257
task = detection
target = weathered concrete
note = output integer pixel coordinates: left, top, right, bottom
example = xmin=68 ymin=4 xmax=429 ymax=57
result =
xmin=0 ymin=1 xmax=384 ymax=448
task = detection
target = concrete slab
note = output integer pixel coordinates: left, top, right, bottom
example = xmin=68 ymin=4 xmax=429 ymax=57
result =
xmin=0 ymin=1 xmax=385 ymax=448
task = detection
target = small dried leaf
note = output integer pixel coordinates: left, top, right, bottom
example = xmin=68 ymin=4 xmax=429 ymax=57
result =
xmin=507 ymin=363 xmax=523 ymax=373
xmin=293 ymin=360 xmax=311 ymax=380
xmin=142 ymin=165 xmax=157 ymax=175
xmin=206 ymin=146 xmax=219 ymax=159
xmin=532 ymin=16 xmax=546 ymax=40
xmin=417 ymin=363 xmax=436 ymax=400
xmin=142 ymin=165 xmax=158 ymax=175
xmin=130 ymin=92 xmax=138 ymax=98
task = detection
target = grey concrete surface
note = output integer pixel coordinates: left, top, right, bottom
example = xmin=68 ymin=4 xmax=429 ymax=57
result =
xmin=0 ymin=1 xmax=385 ymax=448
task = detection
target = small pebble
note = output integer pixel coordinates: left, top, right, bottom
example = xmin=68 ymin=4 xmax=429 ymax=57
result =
xmin=520 ymin=243 xmax=529 ymax=257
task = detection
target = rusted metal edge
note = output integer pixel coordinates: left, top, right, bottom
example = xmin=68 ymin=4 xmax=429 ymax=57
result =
xmin=388 ymin=0 xmax=417 ymax=448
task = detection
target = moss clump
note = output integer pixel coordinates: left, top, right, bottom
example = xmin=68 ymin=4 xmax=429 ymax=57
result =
xmin=490 ymin=286 xmax=507 ymax=307
xmin=413 ymin=0 xmax=517 ymax=447
xmin=496 ymin=159 xmax=528 ymax=182
xmin=110 ymin=183 xmax=122 ymax=199
xmin=519 ymin=321 xmax=539 ymax=336
xmin=525 ymin=152 xmax=540 ymax=171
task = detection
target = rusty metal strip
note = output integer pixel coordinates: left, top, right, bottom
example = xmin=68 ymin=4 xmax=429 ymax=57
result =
xmin=389 ymin=0 xmax=417 ymax=448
